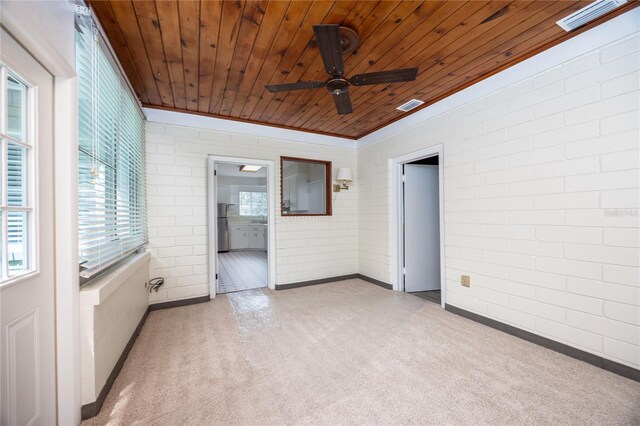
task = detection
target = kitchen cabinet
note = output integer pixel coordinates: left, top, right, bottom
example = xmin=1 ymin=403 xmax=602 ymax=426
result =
xmin=229 ymin=225 xmax=248 ymax=249
xmin=263 ymin=226 xmax=268 ymax=250
xmin=282 ymin=173 xmax=308 ymax=213
xmin=229 ymin=224 xmax=267 ymax=250
xmin=248 ymin=226 xmax=265 ymax=249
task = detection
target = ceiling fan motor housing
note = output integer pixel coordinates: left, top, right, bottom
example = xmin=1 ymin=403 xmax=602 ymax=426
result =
xmin=327 ymin=78 xmax=349 ymax=95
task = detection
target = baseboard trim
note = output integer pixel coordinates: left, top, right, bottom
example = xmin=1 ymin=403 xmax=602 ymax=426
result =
xmin=81 ymin=306 xmax=150 ymax=420
xmin=357 ymin=273 xmax=393 ymax=290
xmin=275 ymin=274 xmax=393 ymax=291
xmin=149 ymin=295 xmax=210 ymax=311
xmin=275 ymin=274 xmax=359 ymax=290
xmin=445 ymin=304 xmax=640 ymax=383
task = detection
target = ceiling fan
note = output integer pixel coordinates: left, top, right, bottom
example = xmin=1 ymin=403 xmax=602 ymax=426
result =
xmin=265 ymin=25 xmax=419 ymax=115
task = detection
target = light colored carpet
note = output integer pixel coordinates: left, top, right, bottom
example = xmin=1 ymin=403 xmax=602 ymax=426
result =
xmin=218 ymin=250 xmax=268 ymax=293
xmin=82 ymin=279 xmax=640 ymax=425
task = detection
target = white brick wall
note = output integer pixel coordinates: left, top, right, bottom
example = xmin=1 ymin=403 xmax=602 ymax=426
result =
xmin=146 ymin=124 xmax=357 ymax=304
xmin=357 ymin=32 xmax=640 ymax=368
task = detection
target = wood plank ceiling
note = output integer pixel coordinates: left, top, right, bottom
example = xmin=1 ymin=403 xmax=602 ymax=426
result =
xmin=90 ymin=0 xmax=637 ymax=139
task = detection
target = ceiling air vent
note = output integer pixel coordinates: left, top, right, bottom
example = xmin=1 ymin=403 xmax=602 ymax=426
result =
xmin=396 ymin=99 xmax=424 ymax=112
xmin=556 ymin=0 xmax=626 ymax=32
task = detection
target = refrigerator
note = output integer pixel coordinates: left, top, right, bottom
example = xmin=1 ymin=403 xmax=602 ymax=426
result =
xmin=217 ymin=203 xmax=229 ymax=252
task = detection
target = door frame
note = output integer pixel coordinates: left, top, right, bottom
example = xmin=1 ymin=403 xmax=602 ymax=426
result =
xmin=390 ymin=144 xmax=445 ymax=307
xmin=207 ymin=155 xmax=276 ymax=297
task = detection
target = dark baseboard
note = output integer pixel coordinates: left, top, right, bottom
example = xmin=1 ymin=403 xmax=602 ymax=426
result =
xmin=81 ymin=306 xmax=150 ymax=420
xmin=275 ymin=274 xmax=359 ymax=290
xmin=445 ymin=304 xmax=640 ymax=383
xmin=149 ymin=295 xmax=210 ymax=311
xmin=275 ymin=273 xmax=393 ymax=291
xmin=357 ymin=273 xmax=393 ymax=290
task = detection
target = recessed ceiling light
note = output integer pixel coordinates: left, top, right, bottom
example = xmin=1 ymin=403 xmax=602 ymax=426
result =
xmin=396 ymin=99 xmax=424 ymax=112
xmin=239 ymin=165 xmax=263 ymax=172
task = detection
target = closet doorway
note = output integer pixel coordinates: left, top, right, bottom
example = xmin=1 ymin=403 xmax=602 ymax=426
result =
xmin=391 ymin=146 xmax=445 ymax=307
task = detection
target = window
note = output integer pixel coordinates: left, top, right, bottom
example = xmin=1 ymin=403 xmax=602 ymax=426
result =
xmin=239 ymin=191 xmax=267 ymax=216
xmin=0 ymin=67 xmax=33 ymax=283
xmin=76 ymin=14 xmax=147 ymax=280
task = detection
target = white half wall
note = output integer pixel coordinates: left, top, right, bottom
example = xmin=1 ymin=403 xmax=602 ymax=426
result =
xmin=357 ymin=17 xmax=640 ymax=370
xmin=145 ymin=122 xmax=357 ymax=304
xmin=79 ymin=253 xmax=150 ymax=405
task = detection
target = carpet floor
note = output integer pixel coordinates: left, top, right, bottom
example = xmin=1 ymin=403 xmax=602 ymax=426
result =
xmin=82 ymin=279 xmax=640 ymax=425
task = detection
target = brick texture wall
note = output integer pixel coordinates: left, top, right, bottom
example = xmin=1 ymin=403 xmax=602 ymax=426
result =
xmin=145 ymin=125 xmax=357 ymax=304
xmin=357 ymin=32 xmax=639 ymax=368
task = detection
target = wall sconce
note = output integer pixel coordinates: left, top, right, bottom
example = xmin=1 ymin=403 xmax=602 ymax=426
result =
xmin=334 ymin=168 xmax=353 ymax=192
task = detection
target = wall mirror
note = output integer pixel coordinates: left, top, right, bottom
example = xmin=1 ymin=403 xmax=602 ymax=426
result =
xmin=281 ymin=157 xmax=332 ymax=216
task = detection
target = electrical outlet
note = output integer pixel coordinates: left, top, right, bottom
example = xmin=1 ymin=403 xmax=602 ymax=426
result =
xmin=461 ymin=275 xmax=470 ymax=287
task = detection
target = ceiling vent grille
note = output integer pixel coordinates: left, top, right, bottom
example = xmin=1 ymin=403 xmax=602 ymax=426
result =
xmin=556 ymin=0 xmax=626 ymax=32
xmin=396 ymin=99 xmax=424 ymax=112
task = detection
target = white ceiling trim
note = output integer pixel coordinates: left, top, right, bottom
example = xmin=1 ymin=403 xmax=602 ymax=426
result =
xmin=356 ymin=8 xmax=639 ymax=148
xmin=144 ymin=108 xmax=356 ymax=149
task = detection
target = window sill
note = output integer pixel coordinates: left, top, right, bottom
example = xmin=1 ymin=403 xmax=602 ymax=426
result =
xmin=80 ymin=251 xmax=150 ymax=306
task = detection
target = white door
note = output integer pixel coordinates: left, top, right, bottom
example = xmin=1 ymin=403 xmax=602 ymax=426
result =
xmin=404 ymin=164 xmax=440 ymax=293
xmin=0 ymin=29 xmax=56 ymax=425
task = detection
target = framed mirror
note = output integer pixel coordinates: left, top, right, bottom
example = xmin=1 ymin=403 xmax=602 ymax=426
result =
xmin=281 ymin=156 xmax=332 ymax=216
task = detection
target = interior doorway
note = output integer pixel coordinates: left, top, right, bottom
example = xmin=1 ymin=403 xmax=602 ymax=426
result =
xmin=403 ymin=156 xmax=441 ymax=304
xmin=208 ymin=156 xmax=276 ymax=296
xmin=391 ymin=145 xmax=445 ymax=307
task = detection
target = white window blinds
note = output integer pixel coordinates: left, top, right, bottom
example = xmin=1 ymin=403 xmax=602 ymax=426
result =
xmin=76 ymin=15 xmax=147 ymax=280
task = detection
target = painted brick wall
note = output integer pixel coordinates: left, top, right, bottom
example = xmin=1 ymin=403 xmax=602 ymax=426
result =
xmin=357 ymin=32 xmax=640 ymax=368
xmin=146 ymin=124 xmax=357 ymax=304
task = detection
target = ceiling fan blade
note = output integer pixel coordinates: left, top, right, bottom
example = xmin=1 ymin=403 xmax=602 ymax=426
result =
xmin=349 ymin=68 xmax=419 ymax=86
xmin=265 ymin=81 xmax=326 ymax=93
xmin=313 ymin=25 xmax=345 ymax=76
xmin=332 ymin=90 xmax=352 ymax=115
